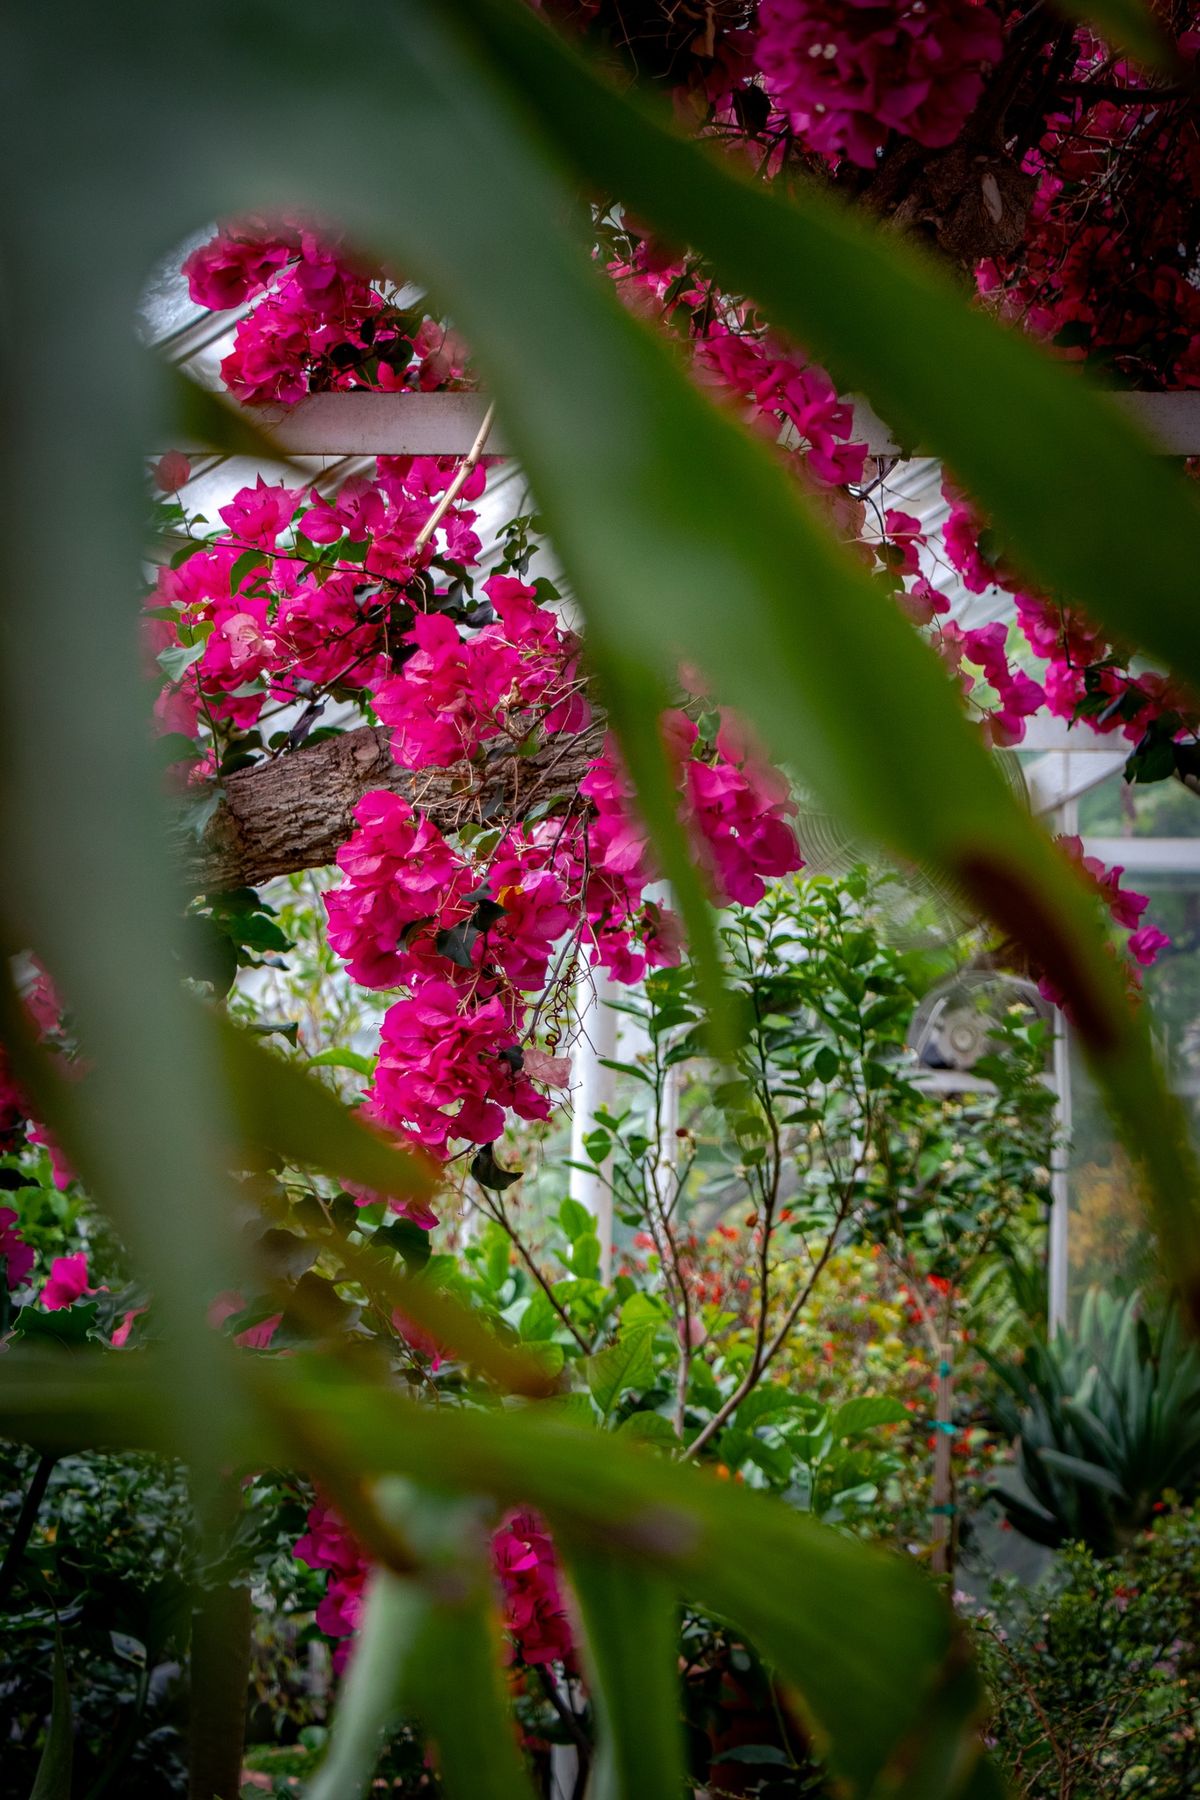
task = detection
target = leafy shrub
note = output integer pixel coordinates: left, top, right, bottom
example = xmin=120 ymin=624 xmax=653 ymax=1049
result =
xmin=973 ymin=1508 xmax=1200 ymax=1799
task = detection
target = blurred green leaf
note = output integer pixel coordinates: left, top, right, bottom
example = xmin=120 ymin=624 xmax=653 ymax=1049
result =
xmin=831 ymin=1395 xmax=910 ymax=1439
xmin=568 ymin=1550 xmax=686 ymax=1800
xmin=1047 ymin=0 xmax=1170 ymax=67
xmin=617 ymin=1411 xmax=679 ymax=1449
xmin=29 ymin=1635 xmax=72 ymax=1800
xmin=309 ymin=1485 xmax=537 ymax=1800
xmin=559 ymin=1195 xmax=596 ymax=1242
xmin=305 ymin=1567 xmax=424 ymax=1800
xmin=0 ymin=1349 xmax=990 ymax=1796
xmin=218 ymin=1013 xmax=434 ymax=1205
xmin=308 ymin=1047 xmax=376 ymax=1078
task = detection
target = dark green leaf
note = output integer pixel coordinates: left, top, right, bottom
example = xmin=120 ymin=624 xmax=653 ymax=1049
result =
xmin=588 ymin=1323 xmax=656 ymax=1417
xmin=470 ymin=1143 xmax=521 ymax=1191
xmin=568 ymin=1550 xmax=686 ymax=1800
xmin=29 ymin=1635 xmax=72 ymax=1800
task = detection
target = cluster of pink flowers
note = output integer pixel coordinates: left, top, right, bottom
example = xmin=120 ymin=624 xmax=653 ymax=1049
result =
xmin=149 ymin=457 xmax=489 ymax=741
xmin=1057 ymin=837 xmax=1170 ymax=970
xmin=0 ymin=1208 xmax=34 ymax=1291
xmin=371 ymin=982 xmax=552 ymax=1155
xmin=939 ymin=482 xmax=1195 ymax=750
xmin=756 ymin=0 xmax=1003 ymax=166
xmin=183 ymin=219 xmax=466 ymax=406
xmin=296 ymin=1498 xmax=573 ymax=1674
xmin=320 ymin=696 xmax=802 ymax=1156
xmin=323 ymin=792 xmax=580 ymax=1154
xmin=876 ymin=508 xmax=951 ymax=626
xmin=938 ymin=620 xmax=1044 ymax=747
xmin=294 ymin=1501 xmax=370 ymax=1670
xmin=374 ymin=574 xmax=588 ymax=767
xmin=1034 ymin=836 xmax=1171 ymax=1014
xmin=324 ymin=795 xmax=474 ymax=991
xmin=584 ymin=710 xmax=802 ymax=912
xmin=693 ymin=321 xmax=868 ymax=487
xmin=0 ymin=965 xmax=75 ymax=1192
xmin=976 ymin=35 xmax=1200 ymax=389
xmin=491 ymin=1510 xmax=575 ymax=1666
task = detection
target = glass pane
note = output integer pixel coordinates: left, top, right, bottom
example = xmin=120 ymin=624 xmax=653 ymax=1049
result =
xmin=1077 ymin=765 xmax=1200 ymax=837
xmin=1066 ymin=866 xmax=1200 ymax=1311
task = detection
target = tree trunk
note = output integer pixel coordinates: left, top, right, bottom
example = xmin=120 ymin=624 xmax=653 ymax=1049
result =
xmin=180 ymin=720 xmax=604 ymax=894
xmin=187 ymin=1578 xmax=253 ymax=1800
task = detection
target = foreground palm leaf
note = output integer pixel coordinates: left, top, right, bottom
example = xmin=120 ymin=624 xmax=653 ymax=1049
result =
xmin=0 ymin=1348 xmax=989 ymax=1796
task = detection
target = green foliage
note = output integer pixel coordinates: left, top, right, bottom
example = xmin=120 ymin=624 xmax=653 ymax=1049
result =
xmin=28 ymin=1638 xmax=72 ymax=1800
xmin=973 ymin=1510 xmax=1200 ymax=1799
xmin=987 ymin=1290 xmax=1200 ymax=1554
xmin=0 ymin=1441 xmax=317 ymax=1800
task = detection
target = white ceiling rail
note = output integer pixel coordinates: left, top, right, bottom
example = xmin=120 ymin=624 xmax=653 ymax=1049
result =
xmin=849 ymin=389 xmax=1200 ymax=457
xmin=1082 ymin=835 xmax=1200 ymax=872
xmin=251 ymin=392 xmax=508 ymax=457
xmin=1020 ymin=716 xmax=1138 ymax=754
xmin=167 ymin=387 xmax=1200 ymax=460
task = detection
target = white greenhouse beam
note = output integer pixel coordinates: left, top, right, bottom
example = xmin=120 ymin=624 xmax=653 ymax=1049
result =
xmin=169 ymin=387 xmax=1200 ymax=459
xmin=1082 ymin=836 xmax=1200 ymax=872
xmin=568 ymin=973 xmax=618 ymax=1282
xmin=251 ymin=392 xmax=508 ymax=456
xmin=1020 ymin=716 xmax=1138 ymax=754
xmin=849 ymin=390 xmax=1200 ymax=457
xmin=1048 ymin=1011 xmax=1073 ymax=1335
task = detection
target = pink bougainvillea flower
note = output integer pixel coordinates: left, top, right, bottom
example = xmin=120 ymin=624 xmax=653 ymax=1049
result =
xmin=208 ymin=1289 xmax=283 ymax=1349
xmin=182 ymin=226 xmax=295 ymax=310
xmin=218 ymin=477 xmax=305 ymax=549
xmin=370 ymin=978 xmax=550 ymax=1156
xmin=0 ymin=1207 xmax=35 ymax=1291
xmin=492 ymin=1510 xmax=575 ymax=1666
xmin=41 ymin=1252 xmax=92 ymax=1311
xmin=757 ymin=0 xmax=1002 ymax=167
xmin=152 ymin=450 xmax=192 ymax=494
xmin=110 ymin=1306 xmax=147 ymax=1349
xmin=1129 ymin=923 xmax=1171 ymax=967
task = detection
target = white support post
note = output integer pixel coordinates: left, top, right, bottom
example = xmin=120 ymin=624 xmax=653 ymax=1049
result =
xmin=1047 ymin=796 xmax=1077 ymax=1335
xmin=1048 ymin=1010 xmax=1073 ymax=1336
xmin=569 ymin=971 xmax=617 ymax=1282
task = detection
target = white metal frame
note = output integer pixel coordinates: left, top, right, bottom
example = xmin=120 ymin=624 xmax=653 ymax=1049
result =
xmin=170 ymin=386 xmax=1200 ymax=459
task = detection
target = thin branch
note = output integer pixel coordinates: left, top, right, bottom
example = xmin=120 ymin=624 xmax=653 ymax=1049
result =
xmin=475 ymin=1186 xmax=592 ymax=1355
xmin=412 ymin=402 xmax=496 ymax=555
xmin=0 ymin=1452 xmax=56 ymax=1608
xmin=683 ymin=1196 xmax=849 ymax=1461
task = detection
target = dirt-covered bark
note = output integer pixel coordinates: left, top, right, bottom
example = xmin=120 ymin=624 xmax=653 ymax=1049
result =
xmin=181 ymin=721 xmax=605 ymax=894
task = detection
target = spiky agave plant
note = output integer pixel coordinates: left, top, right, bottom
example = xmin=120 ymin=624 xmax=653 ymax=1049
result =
xmin=986 ymin=1288 xmax=1200 ymax=1556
